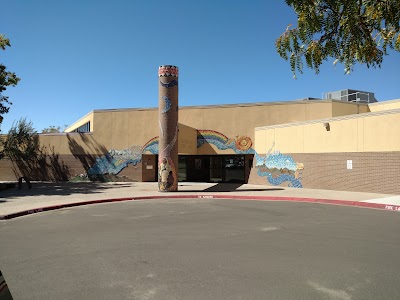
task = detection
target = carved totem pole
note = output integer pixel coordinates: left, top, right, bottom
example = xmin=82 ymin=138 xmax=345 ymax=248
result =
xmin=158 ymin=65 xmax=179 ymax=192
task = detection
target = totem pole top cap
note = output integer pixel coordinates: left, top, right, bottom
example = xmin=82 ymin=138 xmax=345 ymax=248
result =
xmin=158 ymin=65 xmax=179 ymax=77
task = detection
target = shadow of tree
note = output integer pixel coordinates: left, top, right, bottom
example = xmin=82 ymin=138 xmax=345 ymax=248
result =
xmin=0 ymin=182 xmax=135 ymax=199
xmin=8 ymin=135 xmax=71 ymax=182
xmin=67 ymin=133 xmax=111 ymax=181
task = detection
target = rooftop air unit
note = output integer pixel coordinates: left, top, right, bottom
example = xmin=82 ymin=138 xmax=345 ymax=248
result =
xmin=323 ymin=89 xmax=377 ymax=103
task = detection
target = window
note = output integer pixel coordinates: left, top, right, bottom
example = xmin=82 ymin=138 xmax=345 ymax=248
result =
xmin=73 ymin=121 xmax=90 ymax=133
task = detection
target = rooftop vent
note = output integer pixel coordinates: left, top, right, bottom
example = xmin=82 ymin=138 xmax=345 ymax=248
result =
xmin=323 ymin=89 xmax=377 ymax=103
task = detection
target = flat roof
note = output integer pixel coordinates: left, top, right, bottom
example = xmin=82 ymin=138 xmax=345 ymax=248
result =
xmin=91 ymin=98 xmax=370 ymax=114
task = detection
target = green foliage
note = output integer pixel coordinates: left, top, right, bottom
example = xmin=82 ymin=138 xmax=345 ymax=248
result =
xmin=0 ymin=34 xmax=20 ymax=128
xmin=276 ymin=0 xmax=400 ymax=77
xmin=1 ymin=118 xmax=39 ymax=161
xmin=1 ymin=118 xmax=70 ymax=180
xmin=41 ymin=125 xmax=68 ymax=134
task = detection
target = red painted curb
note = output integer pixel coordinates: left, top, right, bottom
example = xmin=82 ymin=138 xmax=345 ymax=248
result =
xmin=1 ymin=195 xmax=399 ymax=220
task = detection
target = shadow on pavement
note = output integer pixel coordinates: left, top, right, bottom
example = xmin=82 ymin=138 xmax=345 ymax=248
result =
xmin=181 ymin=183 xmax=284 ymax=193
xmin=0 ymin=182 xmax=134 ymax=200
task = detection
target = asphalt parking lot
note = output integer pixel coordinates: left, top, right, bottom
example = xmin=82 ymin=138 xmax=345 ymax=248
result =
xmin=1 ymin=198 xmax=399 ymax=300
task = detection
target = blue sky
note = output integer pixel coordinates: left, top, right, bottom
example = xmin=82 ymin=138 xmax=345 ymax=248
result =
xmin=1 ymin=0 xmax=399 ymax=132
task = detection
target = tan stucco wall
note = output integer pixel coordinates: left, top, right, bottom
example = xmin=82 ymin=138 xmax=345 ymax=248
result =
xmin=178 ymin=124 xmax=198 ymax=155
xmin=332 ymin=101 xmax=370 ymax=117
xmin=92 ymin=110 xmax=159 ymax=150
xmin=40 ymin=100 xmax=371 ymax=156
xmin=179 ymin=101 xmax=344 ymax=150
xmin=368 ymin=99 xmax=400 ymax=112
xmin=255 ymin=110 xmax=400 ymax=154
xmin=39 ymin=133 xmax=105 ymax=155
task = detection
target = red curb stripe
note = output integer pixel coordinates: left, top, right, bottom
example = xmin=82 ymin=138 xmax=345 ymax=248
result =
xmin=1 ymin=195 xmax=399 ymax=220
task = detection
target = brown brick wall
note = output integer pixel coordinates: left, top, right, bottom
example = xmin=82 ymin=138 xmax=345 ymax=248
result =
xmin=249 ymin=152 xmax=400 ymax=194
xmin=0 ymin=154 xmax=141 ymax=182
xmin=118 ymin=163 xmax=142 ymax=182
xmin=0 ymin=158 xmax=19 ymax=181
xmin=3 ymin=152 xmax=399 ymax=194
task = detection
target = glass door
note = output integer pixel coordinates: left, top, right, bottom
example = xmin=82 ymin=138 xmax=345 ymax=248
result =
xmin=178 ymin=156 xmax=187 ymax=181
xmin=210 ymin=156 xmax=223 ymax=182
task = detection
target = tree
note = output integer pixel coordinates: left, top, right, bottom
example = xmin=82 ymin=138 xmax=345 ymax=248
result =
xmin=1 ymin=118 xmax=38 ymax=161
xmin=1 ymin=118 xmax=70 ymax=181
xmin=276 ymin=0 xmax=400 ymax=77
xmin=0 ymin=34 xmax=20 ymax=129
xmin=41 ymin=125 xmax=68 ymax=134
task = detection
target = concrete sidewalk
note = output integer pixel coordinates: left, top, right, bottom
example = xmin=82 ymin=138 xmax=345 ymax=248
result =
xmin=1 ymin=182 xmax=399 ymax=218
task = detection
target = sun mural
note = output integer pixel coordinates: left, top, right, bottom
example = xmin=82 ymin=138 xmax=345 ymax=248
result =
xmin=235 ymin=135 xmax=252 ymax=151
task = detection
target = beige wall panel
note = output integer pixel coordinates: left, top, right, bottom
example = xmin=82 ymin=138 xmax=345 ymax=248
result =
xmin=178 ymin=124 xmax=197 ymax=154
xmin=369 ymin=105 xmax=385 ymax=112
xmin=357 ymin=118 xmax=364 ymax=152
xmin=254 ymin=128 xmax=276 ymax=154
xmin=363 ymin=114 xmax=400 ymax=151
xmin=303 ymin=119 xmax=358 ymax=153
xmin=358 ymin=105 xmax=370 ymax=114
xmin=126 ymin=111 xmax=137 ymax=147
xmin=268 ymin=104 xmax=306 ymax=125
xmin=246 ymin=106 xmax=271 ymax=128
xmin=254 ymin=130 xmax=267 ymax=154
xmin=179 ymin=108 xmax=204 ymax=129
xmin=305 ymin=102 xmax=332 ymax=120
xmin=255 ymin=111 xmax=400 ymax=154
xmin=127 ymin=111 xmax=146 ymax=147
xmin=99 ymin=110 xmax=160 ymax=149
xmin=232 ymin=106 xmax=271 ymax=141
xmin=39 ymin=133 xmax=105 ymax=155
xmin=140 ymin=110 xmax=159 ymax=145
xmin=274 ymin=126 xmax=304 ymax=153
xmin=112 ymin=111 xmax=129 ymax=149
xmin=92 ymin=112 xmax=114 ymax=149
xmin=202 ymin=108 xmax=237 ymax=138
xmin=332 ymin=102 xmax=362 ymax=117
xmin=369 ymin=99 xmax=400 ymax=112
xmin=383 ymin=102 xmax=400 ymax=110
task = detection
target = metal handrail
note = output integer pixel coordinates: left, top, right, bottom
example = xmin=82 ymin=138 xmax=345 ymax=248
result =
xmin=322 ymin=91 xmax=371 ymax=103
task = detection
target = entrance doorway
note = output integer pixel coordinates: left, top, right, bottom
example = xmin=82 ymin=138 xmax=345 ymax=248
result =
xmin=180 ymin=155 xmax=251 ymax=183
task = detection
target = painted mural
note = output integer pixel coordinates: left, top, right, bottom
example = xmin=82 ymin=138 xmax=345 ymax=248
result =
xmin=158 ymin=157 xmax=174 ymax=190
xmin=81 ymin=129 xmax=304 ymax=188
xmin=87 ymin=146 xmax=143 ymax=176
xmin=142 ymin=137 xmax=159 ymax=154
xmin=197 ymin=130 xmax=255 ymax=154
xmin=255 ymin=142 xmax=304 ymax=188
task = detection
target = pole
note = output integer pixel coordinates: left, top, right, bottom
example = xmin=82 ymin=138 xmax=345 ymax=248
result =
xmin=158 ymin=65 xmax=179 ymax=192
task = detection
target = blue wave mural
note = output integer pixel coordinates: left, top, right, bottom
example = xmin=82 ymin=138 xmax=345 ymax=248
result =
xmin=255 ymin=150 xmax=303 ymax=188
xmin=84 ymin=130 xmax=304 ymax=189
xmin=87 ymin=146 xmax=142 ymax=175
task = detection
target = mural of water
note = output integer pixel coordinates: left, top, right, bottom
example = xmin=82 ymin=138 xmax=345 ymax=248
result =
xmin=84 ymin=130 xmax=304 ymax=188
xmin=255 ymin=150 xmax=303 ymax=188
xmin=87 ymin=146 xmax=142 ymax=176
